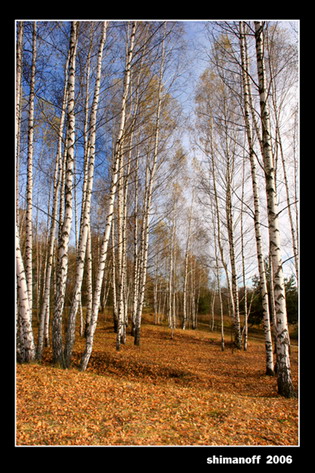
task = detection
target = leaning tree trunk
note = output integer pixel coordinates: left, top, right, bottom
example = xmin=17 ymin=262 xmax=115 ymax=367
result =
xmin=52 ymin=21 xmax=79 ymax=366
xmin=239 ymin=21 xmax=274 ymax=375
xmin=254 ymin=21 xmax=295 ymax=397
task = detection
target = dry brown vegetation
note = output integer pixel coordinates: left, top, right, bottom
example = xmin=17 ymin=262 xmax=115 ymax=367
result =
xmin=16 ymin=317 xmax=298 ymax=446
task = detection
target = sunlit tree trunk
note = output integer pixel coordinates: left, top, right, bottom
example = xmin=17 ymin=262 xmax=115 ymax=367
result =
xmin=16 ymin=21 xmax=24 ymax=222
xmin=225 ymin=143 xmax=241 ymax=349
xmin=213 ymin=208 xmax=225 ymax=351
xmin=36 ymin=51 xmax=70 ymax=360
xmin=239 ymin=21 xmax=274 ymax=374
xmin=84 ymin=228 xmax=93 ymax=336
xmin=240 ymin=154 xmax=248 ymax=351
xmin=133 ymin=31 xmax=165 ymax=346
xmin=131 ymin=148 xmax=140 ymax=335
xmin=254 ymin=21 xmax=295 ymax=397
xmin=52 ymin=21 xmax=79 ymax=366
xmin=64 ymin=21 xmax=107 ymax=367
xmin=182 ymin=198 xmax=193 ymax=330
xmin=16 ymin=224 xmax=35 ymax=363
xmin=116 ymin=145 xmax=126 ymax=350
xmin=80 ymin=22 xmax=136 ymax=371
xmin=25 ymin=21 xmax=37 ymax=318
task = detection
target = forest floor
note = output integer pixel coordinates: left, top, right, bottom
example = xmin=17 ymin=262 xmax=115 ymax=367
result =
xmin=16 ymin=316 xmax=299 ymax=446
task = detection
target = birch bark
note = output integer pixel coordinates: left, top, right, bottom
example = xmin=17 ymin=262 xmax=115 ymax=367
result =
xmin=182 ymin=199 xmax=193 ymax=330
xmin=133 ymin=36 xmax=165 ymax=346
xmin=80 ymin=22 xmax=136 ymax=371
xmin=36 ymin=51 xmax=70 ymax=360
xmin=16 ymin=21 xmax=23 ymax=222
xmin=25 ymin=21 xmax=37 ymax=318
xmin=16 ymin=224 xmax=35 ymax=362
xmin=239 ymin=21 xmax=274 ymax=374
xmin=225 ymin=143 xmax=242 ymax=349
xmin=64 ymin=22 xmax=107 ymax=367
xmin=52 ymin=21 xmax=79 ymax=366
xmin=254 ymin=21 xmax=295 ymax=397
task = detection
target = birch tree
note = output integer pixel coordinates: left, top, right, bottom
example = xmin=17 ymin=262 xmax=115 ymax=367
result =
xmin=36 ymin=50 xmax=70 ymax=360
xmin=182 ymin=196 xmax=193 ymax=330
xmin=16 ymin=21 xmax=24 ymax=222
xmin=239 ymin=21 xmax=274 ymax=374
xmin=80 ymin=22 xmax=136 ymax=371
xmin=16 ymin=224 xmax=36 ymax=363
xmin=25 ymin=21 xmax=37 ymax=318
xmin=254 ymin=21 xmax=295 ymax=397
xmin=133 ymin=28 xmax=166 ymax=346
xmin=266 ymin=25 xmax=299 ymax=283
xmin=52 ymin=21 xmax=79 ymax=366
xmin=64 ymin=21 xmax=108 ymax=367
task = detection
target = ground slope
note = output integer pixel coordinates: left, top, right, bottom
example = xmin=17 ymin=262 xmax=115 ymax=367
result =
xmin=16 ymin=322 xmax=298 ymax=446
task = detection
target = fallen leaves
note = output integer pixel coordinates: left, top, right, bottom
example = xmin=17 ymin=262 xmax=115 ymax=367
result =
xmin=16 ymin=321 xmax=298 ymax=446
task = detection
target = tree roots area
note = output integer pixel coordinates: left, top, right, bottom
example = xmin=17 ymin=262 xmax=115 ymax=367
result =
xmin=16 ymin=318 xmax=298 ymax=446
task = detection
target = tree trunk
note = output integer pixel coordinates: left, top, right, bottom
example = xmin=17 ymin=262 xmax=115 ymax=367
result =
xmin=239 ymin=21 xmax=274 ymax=374
xmin=134 ymin=31 xmax=165 ymax=346
xmin=225 ymin=151 xmax=241 ymax=349
xmin=182 ymin=199 xmax=193 ymax=330
xmin=254 ymin=21 xmax=295 ymax=397
xmin=16 ymin=21 xmax=24 ymax=222
xmin=16 ymin=225 xmax=35 ymax=363
xmin=80 ymin=22 xmax=136 ymax=371
xmin=36 ymin=50 xmax=70 ymax=361
xmin=52 ymin=21 xmax=79 ymax=366
xmin=25 ymin=21 xmax=37 ymax=318
xmin=64 ymin=21 xmax=107 ymax=367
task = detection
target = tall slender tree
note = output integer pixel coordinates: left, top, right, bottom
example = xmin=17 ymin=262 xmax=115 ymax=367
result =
xmin=80 ymin=21 xmax=136 ymax=371
xmin=64 ymin=21 xmax=108 ymax=367
xmin=16 ymin=21 xmax=24 ymax=222
xmin=239 ymin=21 xmax=274 ymax=374
xmin=36 ymin=49 xmax=70 ymax=361
xmin=16 ymin=224 xmax=36 ymax=363
xmin=133 ymin=26 xmax=166 ymax=346
xmin=254 ymin=21 xmax=295 ymax=397
xmin=52 ymin=21 xmax=79 ymax=366
xmin=25 ymin=21 xmax=37 ymax=318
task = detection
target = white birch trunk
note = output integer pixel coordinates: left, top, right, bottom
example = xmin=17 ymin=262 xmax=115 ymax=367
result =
xmin=25 ymin=21 xmax=37 ymax=317
xmin=64 ymin=22 xmax=107 ymax=367
xmin=182 ymin=200 xmax=193 ymax=330
xmin=16 ymin=21 xmax=24 ymax=222
xmin=239 ymin=22 xmax=274 ymax=374
xmin=80 ymin=22 xmax=136 ymax=371
xmin=240 ymin=153 xmax=248 ymax=350
xmin=116 ymin=147 xmax=126 ymax=350
xmin=131 ymin=149 xmax=140 ymax=334
xmin=84 ymin=227 xmax=93 ymax=335
xmin=111 ymin=219 xmax=118 ymax=332
xmin=16 ymin=225 xmax=35 ymax=362
xmin=36 ymin=52 xmax=69 ymax=360
xmin=254 ymin=21 xmax=295 ymax=397
xmin=52 ymin=21 xmax=78 ymax=366
xmin=133 ymin=32 xmax=165 ymax=346
xmin=225 ymin=153 xmax=241 ymax=348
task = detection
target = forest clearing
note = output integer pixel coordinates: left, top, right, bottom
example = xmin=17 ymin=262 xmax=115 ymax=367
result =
xmin=15 ymin=20 xmax=299 ymax=449
xmin=16 ymin=314 xmax=298 ymax=446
